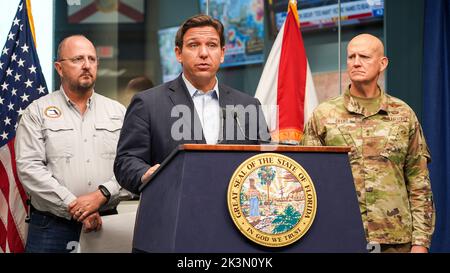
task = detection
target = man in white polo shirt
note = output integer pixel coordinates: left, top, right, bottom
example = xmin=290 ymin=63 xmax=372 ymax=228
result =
xmin=15 ymin=34 xmax=131 ymax=253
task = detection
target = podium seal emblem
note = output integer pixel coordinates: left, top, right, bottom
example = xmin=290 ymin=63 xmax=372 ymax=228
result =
xmin=227 ymin=153 xmax=317 ymax=247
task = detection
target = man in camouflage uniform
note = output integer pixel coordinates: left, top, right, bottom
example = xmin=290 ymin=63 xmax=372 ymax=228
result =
xmin=301 ymin=34 xmax=434 ymax=253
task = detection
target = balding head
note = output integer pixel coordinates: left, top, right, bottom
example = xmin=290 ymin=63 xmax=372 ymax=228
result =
xmin=57 ymin=35 xmax=94 ymax=61
xmin=346 ymin=33 xmax=388 ymax=88
xmin=348 ymin=34 xmax=385 ymax=58
xmin=54 ymin=35 xmax=98 ymax=94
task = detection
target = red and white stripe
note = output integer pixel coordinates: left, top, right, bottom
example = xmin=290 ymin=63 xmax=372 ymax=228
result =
xmin=255 ymin=0 xmax=318 ymax=144
xmin=0 ymin=139 xmax=28 ymax=253
xmin=68 ymin=0 xmax=144 ymax=24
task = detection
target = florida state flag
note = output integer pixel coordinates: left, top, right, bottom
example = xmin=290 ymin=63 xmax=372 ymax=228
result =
xmin=255 ymin=0 xmax=318 ymax=144
xmin=68 ymin=0 xmax=144 ymax=24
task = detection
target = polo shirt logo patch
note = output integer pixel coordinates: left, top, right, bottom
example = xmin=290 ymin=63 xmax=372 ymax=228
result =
xmin=45 ymin=106 xmax=62 ymax=118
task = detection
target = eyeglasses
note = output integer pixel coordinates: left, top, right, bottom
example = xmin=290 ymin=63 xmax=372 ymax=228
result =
xmin=58 ymin=55 xmax=99 ymax=65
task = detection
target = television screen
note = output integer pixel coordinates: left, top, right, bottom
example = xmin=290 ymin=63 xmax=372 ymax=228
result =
xmin=158 ymin=26 xmax=182 ymax=83
xmin=270 ymin=0 xmax=384 ymax=32
xmin=199 ymin=0 xmax=265 ymax=68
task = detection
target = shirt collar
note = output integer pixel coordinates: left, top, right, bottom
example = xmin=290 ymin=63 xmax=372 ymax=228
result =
xmin=182 ymin=73 xmax=219 ymax=99
xmin=343 ymin=85 xmax=389 ymax=116
xmin=60 ymin=85 xmax=94 ymax=110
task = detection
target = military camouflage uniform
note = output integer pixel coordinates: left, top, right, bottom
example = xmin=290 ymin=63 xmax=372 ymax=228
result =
xmin=301 ymin=87 xmax=435 ymax=248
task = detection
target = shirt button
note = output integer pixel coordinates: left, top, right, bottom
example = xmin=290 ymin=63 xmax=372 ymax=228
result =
xmin=86 ymin=159 xmax=90 ymax=163
xmin=88 ymin=181 xmax=92 ymax=186
xmin=84 ymin=139 xmax=88 ymax=143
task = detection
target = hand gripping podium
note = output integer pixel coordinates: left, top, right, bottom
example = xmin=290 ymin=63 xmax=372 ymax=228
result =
xmin=133 ymin=144 xmax=367 ymax=253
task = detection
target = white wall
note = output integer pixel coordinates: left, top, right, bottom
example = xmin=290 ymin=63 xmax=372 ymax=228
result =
xmin=0 ymin=0 xmax=54 ymax=92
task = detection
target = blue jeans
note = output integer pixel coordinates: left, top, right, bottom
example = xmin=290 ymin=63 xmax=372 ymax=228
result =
xmin=25 ymin=211 xmax=82 ymax=253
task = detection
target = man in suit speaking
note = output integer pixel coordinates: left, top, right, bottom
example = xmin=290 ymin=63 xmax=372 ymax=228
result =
xmin=114 ymin=14 xmax=270 ymax=194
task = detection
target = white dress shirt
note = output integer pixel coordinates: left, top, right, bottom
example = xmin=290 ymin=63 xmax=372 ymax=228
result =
xmin=182 ymin=74 xmax=220 ymax=144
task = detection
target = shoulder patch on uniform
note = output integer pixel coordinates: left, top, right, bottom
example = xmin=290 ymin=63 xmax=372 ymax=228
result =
xmin=44 ymin=106 xmax=62 ymax=118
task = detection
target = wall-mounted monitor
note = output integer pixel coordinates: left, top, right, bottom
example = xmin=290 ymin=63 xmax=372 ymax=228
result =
xmin=158 ymin=26 xmax=182 ymax=83
xmin=269 ymin=0 xmax=384 ymax=33
xmin=199 ymin=0 xmax=265 ymax=68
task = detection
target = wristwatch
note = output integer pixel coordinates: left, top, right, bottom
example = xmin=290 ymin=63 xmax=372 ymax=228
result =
xmin=98 ymin=185 xmax=111 ymax=202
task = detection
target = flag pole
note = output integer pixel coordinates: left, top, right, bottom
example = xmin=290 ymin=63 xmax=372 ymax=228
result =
xmin=25 ymin=0 xmax=36 ymax=45
xmin=289 ymin=0 xmax=300 ymax=27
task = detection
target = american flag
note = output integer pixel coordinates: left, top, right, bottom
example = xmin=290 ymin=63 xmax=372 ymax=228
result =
xmin=0 ymin=0 xmax=48 ymax=253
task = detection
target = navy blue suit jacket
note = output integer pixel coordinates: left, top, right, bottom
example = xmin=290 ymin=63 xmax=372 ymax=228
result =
xmin=114 ymin=75 xmax=270 ymax=194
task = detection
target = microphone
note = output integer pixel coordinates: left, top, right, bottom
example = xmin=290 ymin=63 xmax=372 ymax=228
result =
xmin=217 ymin=107 xmax=228 ymax=144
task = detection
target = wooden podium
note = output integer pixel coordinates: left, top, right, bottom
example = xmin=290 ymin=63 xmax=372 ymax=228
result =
xmin=133 ymin=144 xmax=367 ymax=253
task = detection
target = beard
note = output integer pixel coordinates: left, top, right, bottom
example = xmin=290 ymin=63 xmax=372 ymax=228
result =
xmin=77 ymin=80 xmax=95 ymax=91
xmin=67 ymin=74 xmax=96 ymax=93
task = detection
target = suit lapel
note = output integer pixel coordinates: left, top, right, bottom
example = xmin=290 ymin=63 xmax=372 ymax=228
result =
xmin=167 ymin=75 xmax=205 ymax=144
xmin=218 ymin=83 xmax=234 ymax=108
xmin=218 ymin=83 xmax=236 ymax=144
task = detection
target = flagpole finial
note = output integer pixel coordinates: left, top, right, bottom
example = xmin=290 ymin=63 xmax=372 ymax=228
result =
xmin=288 ymin=0 xmax=300 ymax=26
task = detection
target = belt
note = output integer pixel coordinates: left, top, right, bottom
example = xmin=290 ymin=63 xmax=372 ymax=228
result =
xmin=30 ymin=205 xmax=118 ymax=222
xmin=30 ymin=205 xmax=80 ymax=225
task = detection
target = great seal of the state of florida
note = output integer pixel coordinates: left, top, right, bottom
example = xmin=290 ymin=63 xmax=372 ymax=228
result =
xmin=227 ymin=153 xmax=317 ymax=247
